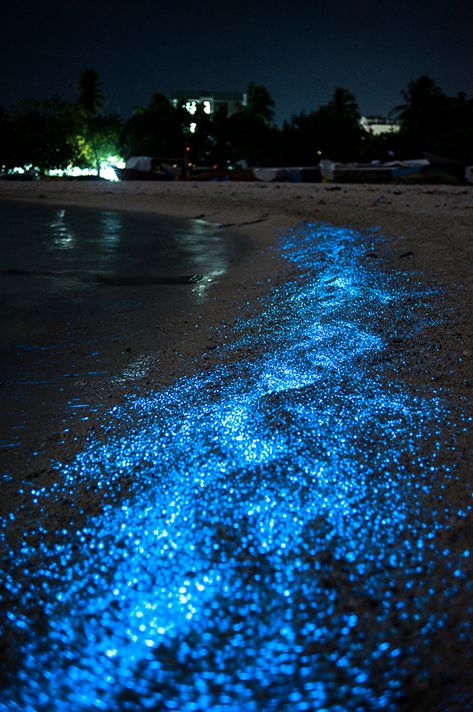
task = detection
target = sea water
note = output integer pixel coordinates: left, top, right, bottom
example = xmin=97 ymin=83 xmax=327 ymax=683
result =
xmin=0 ymin=201 xmax=242 ymax=461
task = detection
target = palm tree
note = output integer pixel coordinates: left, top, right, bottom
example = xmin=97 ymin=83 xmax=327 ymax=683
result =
xmin=329 ymin=87 xmax=360 ymax=122
xmin=312 ymin=88 xmax=363 ymax=161
xmin=245 ymin=83 xmax=275 ymax=125
xmin=77 ymin=70 xmax=106 ymax=175
xmin=77 ymin=69 xmax=105 ymax=118
xmin=395 ymin=75 xmax=447 ymax=135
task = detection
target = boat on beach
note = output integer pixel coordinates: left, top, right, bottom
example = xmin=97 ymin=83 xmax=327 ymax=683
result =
xmin=319 ymin=159 xmax=429 ymax=183
xmin=253 ymin=166 xmax=322 ymax=182
xmin=318 ymin=154 xmax=473 ymax=184
xmin=116 ymin=157 xmax=322 ymax=182
xmin=115 ymin=156 xmax=179 ymax=181
xmin=187 ymin=166 xmax=257 ymax=181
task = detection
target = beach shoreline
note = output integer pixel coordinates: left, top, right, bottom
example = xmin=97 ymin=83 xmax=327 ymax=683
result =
xmin=1 ymin=180 xmax=472 ymax=464
xmin=1 ymin=180 xmax=473 ymax=708
xmin=1 ymin=181 xmax=472 ymax=474
xmin=0 ymin=184 xmax=302 ymax=486
xmin=1 ymin=178 xmax=472 ymax=281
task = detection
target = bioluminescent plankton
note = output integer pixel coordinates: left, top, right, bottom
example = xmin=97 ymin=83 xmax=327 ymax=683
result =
xmin=1 ymin=223 xmax=471 ymax=711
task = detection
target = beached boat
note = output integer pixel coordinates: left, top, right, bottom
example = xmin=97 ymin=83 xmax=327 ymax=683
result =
xmin=319 ymin=159 xmax=429 ymax=183
xmin=115 ymin=156 xmax=178 ymax=181
xmin=188 ymin=167 xmax=257 ymax=181
xmin=253 ymin=167 xmax=288 ymax=182
xmin=253 ymin=166 xmax=321 ymax=182
xmin=421 ymin=153 xmax=467 ymax=182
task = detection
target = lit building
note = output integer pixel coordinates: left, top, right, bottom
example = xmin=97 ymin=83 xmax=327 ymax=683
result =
xmin=171 ymin=91 xmax=247 ymax=118
xmin=360 ymin=115 xmax=401 ymax=135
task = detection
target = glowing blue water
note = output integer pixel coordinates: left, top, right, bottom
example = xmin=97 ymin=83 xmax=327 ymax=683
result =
xmin=1 ymin=223 xmax=471 ymax=710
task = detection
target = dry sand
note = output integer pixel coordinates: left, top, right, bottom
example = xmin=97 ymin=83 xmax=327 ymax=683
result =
xmin=0 ymin=180 xmax=472 ymax=709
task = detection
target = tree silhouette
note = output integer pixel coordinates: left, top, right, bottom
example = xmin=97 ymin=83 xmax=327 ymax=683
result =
xmin=395 ymin=75 xmax=448 ymax=139
xmin=210 ymin=83 xmax=277 ymax=165
xmin=78 ymin=114 xmax=122 ymax=172
xmin=245 ymin=83 xmax=275 ymax=126
xmin=284 ymin=87 xmax=363 ymax=163
xmin=319 ymin=87 xmax=363 ymax=160
xmin=7 ymin=97 xmax=80 ymax=173
xmin=3 ymin=73 xmax=473 ymax=176
xmin=120 ymin=93 xmax=184 ymax=161
xmin=77 ymin=70 xmax=107 ymax=175
xmin=0 ymin=105 xmax=12 ymax=171
xmin=395 ymin=75 xmax=473 ymax=161
xmin=77 ymin=69 xmax=105 ymax=118
xmin=225 ymin=111 xmax=277 ymax=165
xmin=328 ymin=87 xmax=361 ymax=123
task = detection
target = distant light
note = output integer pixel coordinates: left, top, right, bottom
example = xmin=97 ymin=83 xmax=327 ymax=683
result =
xmin=100 ymin=166 xmax=119 ymax=182
xmin=46 ymin=156 xmax=123 ymax=182
xmin=6 ymin=164 xmax=38 ymax=176
xmin=203 ymin=100 xmax=211 ymax=115
xmin=107 ymin=155 xmax=125 ymax=169
xmin=190 ymin=122 xmax=197 ymax=134
xmin=184 ymin=100 xmax=197 ymax=115
xmin=47 ymin=166 xmax=95 ymax=178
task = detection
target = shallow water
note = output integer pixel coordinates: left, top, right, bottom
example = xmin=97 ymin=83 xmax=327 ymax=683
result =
xmin=0 ymin=202 xmax=242 ymax=459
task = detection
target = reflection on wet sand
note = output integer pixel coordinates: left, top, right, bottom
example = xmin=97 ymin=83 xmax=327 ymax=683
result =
xmin=0 ymin=202 xmax=241 ymax=455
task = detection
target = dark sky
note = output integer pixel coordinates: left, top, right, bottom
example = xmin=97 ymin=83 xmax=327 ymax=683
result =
xmin=2 ymin=0 xmax=472 ymax=123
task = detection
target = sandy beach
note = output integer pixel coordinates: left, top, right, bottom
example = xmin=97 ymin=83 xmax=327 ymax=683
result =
xmin=1 ymin=178 xmax=472 ymax=308
xmin=1 ymin=180 xmax=472 ymax=462
xmin=1 ymin=180 xmax=472 ymax=710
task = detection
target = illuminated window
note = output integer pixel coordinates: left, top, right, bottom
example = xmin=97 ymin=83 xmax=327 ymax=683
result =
xmin=184 ymin=100 xmax=197 ymax=115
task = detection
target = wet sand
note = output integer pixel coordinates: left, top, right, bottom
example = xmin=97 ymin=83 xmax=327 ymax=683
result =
xmin=0 ymin=180 xmax=472 ymax=710
xmin=0 ymin=201 xmax=249 ymax=478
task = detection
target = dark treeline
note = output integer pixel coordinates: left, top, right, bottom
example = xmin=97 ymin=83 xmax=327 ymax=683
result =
xmin=1 ymin=72 xmax=472 ymax=174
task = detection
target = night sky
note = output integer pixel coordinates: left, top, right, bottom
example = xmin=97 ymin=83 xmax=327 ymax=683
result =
xmin=2 ymin=0 xmax=472 ymax=124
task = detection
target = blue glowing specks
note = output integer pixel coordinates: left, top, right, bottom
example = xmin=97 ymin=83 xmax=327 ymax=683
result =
xmin=0 ymin=222 xmax=471 ymax=711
